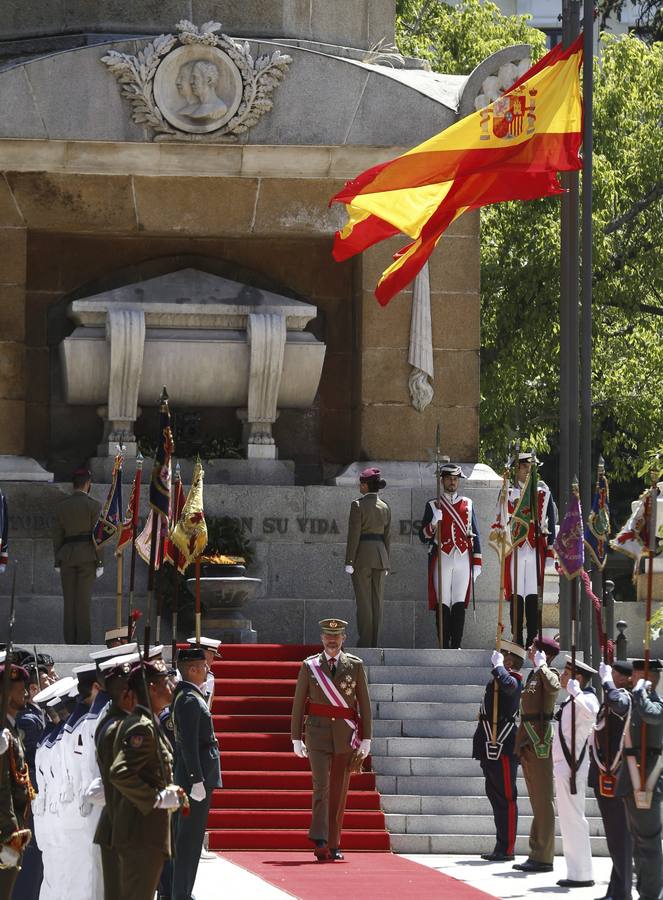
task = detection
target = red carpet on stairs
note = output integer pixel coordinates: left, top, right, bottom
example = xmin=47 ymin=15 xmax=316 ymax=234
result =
xmin=222 ymin=851 xmax=498 ymax=899
xmin=208 ymin=644 xmax=391 ymax=851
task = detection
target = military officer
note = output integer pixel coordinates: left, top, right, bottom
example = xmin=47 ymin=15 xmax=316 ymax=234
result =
xmin=0 ymin=659 xmax=34 ymax=900
xmin=171 ymin=646 xmax=222 ymax=900
xmin=590 ymin=659 xmax=633 ymax=900
xmin=52 ymin=468 xmax=103 ymax=644
xmin=109 ymin=658 xmax=182 ymax=900
xmin=553 ymin=657 xmax=600 ymax=889
xmin=418 ymin=461 xmax=482 ymax=649
xmin=92 ymin=652 xmax=138 ymax=900
xmin=504 ymin=452 xmax=556 ymax=648
xmin=0 ymin=485 xmax=8 ymax=573
xmin=513 ymin=635 xmax=560 ymax=874
xmin=290 ymin=618 xmax=372 ymax=861
xmin=473 ymin=640 xmax=525 ymax=861
xmin=185 ymin=636 xmax=222 ymax=708
xmin=616 ymin=658 xmax=663 ymax=900
xmin=344 ymin=468 xmax=391 ymax=647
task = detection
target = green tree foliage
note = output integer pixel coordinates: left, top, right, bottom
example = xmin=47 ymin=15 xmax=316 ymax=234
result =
xmin=397 ymin=4 xmax=663 ymax=483
xmin=597 ymin=0 xmax=663 ymax=43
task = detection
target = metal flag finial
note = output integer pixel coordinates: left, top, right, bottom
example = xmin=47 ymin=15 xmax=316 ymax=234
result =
xmin=597 ymin=454 xmax=605 ymax=473
xmin=160 ymin=386 xmax=169 ymax=403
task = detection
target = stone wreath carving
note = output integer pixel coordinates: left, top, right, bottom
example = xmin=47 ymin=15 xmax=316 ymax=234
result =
xmin=101 ymin=20 xmax=291 ymax=141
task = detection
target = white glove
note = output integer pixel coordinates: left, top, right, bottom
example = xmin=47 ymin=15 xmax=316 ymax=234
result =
xmin=0 ymin=844 xmax=20 ymax=868
xmin=473 ymin=566 xmax=481 ymax=582
xmin=491 ymin=651 xmax=504 ymax=668
xmin=545 ymin=555 xmax=556 ymax=574
xmin=84 ymin=776 xmax=106 ymax=806
xmin=60 ymin=781 xmax=74 ymax=804
xmin=358 ymin=738 xmax=371 ymax=758
xmin=54 ymin=566 xmax=60 ymax=573
xmin=430 ymin=504 xmax=443 ymax=524
xmin=79 ymin=800 xmax=93 ymax=818
xmin=190 ymin=781 xmax=206 ymax=802
xmin=635 ymin=678 xmax=652 ymax=693
xmin=599 ymin=662 xmax=612 ymax=683
xmin=0 ymin=728 xmax=10 ymax=755
xmin=533 ymin=650 xmax=547 ymax=670
xmin=0 ymin=565 xmax=5 ymax=575
xmin=567 ymin=678 xmax=581 ymax=698
xmin=344 ymin=565 xmax=354 ymax=574
xmin=96 ymin=566 xmax=104 ymax=579
xmin=292 ymin=740 xmax=308 ymax=758
xmin=154 ymin=785 xmax=181 ymax=809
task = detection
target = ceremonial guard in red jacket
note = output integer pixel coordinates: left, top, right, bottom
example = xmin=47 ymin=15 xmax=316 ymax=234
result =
xmin=504 ymin=452 xmax=556 ymax=648
xmin=418 ymin=462 xmax=481 ymax=648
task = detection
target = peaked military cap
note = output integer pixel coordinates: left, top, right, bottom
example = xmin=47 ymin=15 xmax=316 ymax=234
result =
xmin=104 ymin=625 xmax=130 ymax=645
xmin=565 ymin=656 xmax=598 ymax=677
xmin=440 ymin=462 xmax=466 ymax=478
xmin=612 ymin=660 xmax=633 ymax=675
xmin=178 ymin=647 xmax=207 ymax=663
xmin=319 ymin=618 xmax=347 ymax=635
xmin=90 ymin=642 xmax=138 ymax=662
xmin=632 ymin=658 xmax=663 ymax=671
xmin=33 ymin=675 xmax=77 ymax=706
xmin=128 ymin=657 xmax=169 ymax=689
xmin=186 ymin=636 xmax=222 ymax=657
xmin=516 ymin=451 xmax=542 ymax=466
xmin=500 ymin=639 xmax=527 ymax=661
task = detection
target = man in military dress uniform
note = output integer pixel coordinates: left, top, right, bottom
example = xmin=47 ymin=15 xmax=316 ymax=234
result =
xmin=0 ymin=660 xmax=34 ymax=900
xmin=171 ymin=647 xmax=222 ymax=900
xmin=418 ymin=462 xmax=481 ymax=649
xmin=504 ymin=453 xmax=556 ymax=648
xmin=513 ymin=636 xmax=560 ymax=874
xmin=473 ymin=640 xmax=525 ymax=861
xmin=590 ymin=659 xmax=633 ymax=900
xmin=344 ymin=468 xmax=391 ymax=647
xmin=109 ymin=659 xmax=182 ymax=900
xmin=52 ymin=468 xmax=102 ymax=643
xmin=553 ymin=657 xmax=600 ymax=888
xmin=92 ymin=653 xmax=137 ymax=900
xmin=616 ymin=658 xmax=663 ymax=900
xmin=291 ymin=619 xmax=372 ymax=861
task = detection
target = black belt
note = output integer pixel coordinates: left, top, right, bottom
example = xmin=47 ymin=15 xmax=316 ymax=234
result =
xmin=360 ymin=534 xmax=384 ymax=542
xmin=62 ymin=534 xmax=92 ymax=545
xmin=479 ymin=714 xmax=516 ymax=724
xmin=624 ymin=747 xmax=662 ymax=757
xmin=522 ymin=713 xmax=553 ymax=722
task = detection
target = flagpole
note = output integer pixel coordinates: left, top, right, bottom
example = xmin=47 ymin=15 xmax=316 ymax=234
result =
xmin=640 ymin=469 xmax=658 ymax=795
xmin=531 ymin=464 xmax=544 ymax=642
xmin=171 ymin=462 xmax=182 ymax=667
xmin=491 ymin=459 xmax=511 ymax=747
xmin=195 ymin=557 xmax=202 ymax=646
xmin=570 ymin=477 xmax=580 ymax=795
xmin=127 ymin=453 xmax=143 ymax=641
xmin=114 ymin=450 xmax=125 ymax=628
xmin=144 ymin=386 xmax=170 ymax=656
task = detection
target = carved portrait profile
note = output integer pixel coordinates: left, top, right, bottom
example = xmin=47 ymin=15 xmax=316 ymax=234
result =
xmin=153 ymin=44 xmax=242 ymax=134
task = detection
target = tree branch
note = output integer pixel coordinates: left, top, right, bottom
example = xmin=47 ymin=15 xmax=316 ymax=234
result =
xmin=603 ymin=180 xmax=663 ymax=235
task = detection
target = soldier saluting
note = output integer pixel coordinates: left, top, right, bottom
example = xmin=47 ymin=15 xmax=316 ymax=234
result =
xmin=616 ymin=658 xmax=663 ymax=900
xmin=472 ymin=639 xmax=525 ymax=862
xmin=590 ymin=659 xmax=633 ymax=900
xmin=290 ymin=619 xmax=372 ymax=861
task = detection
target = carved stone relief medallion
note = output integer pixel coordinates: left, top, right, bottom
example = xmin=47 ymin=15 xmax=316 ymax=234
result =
xmin=102 ymin=20 xmax=291 ymax=142
xmin=153 ymin=44 xmax=243 ymax=134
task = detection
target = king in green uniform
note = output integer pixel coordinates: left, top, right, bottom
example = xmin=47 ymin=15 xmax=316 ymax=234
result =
xmin=616 ymin=658 xmax=663 ymax=900
xmin=52 ymin=468 xmax=102 ymax=644
xmin=109 ymin=659 xmax=182 ymax=900
xmin=0 ymin=659 xmax=34 ymax=900
xmin=512 ymin=635 xmax=560 ymax=874
xmin=290 ymin=619 xmax=372 ymax=861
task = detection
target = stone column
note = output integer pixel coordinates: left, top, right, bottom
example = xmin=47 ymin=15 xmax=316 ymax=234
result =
xmin=0 ymin=223 xmax=27 ymax=455
xmin=408 ymin=262 xmax=434 ymax=411
xmin=97 ymin=308 xmax=145 ymax=456
xmin=245 ymin=312 xmax=286 ymax=459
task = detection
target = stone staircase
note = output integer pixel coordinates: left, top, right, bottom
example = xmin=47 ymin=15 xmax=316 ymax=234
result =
xmin=360 ymin=647 xmax=609 ymax=856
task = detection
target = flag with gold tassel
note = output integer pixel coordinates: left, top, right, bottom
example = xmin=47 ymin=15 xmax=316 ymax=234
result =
xmin=170 ymin=460 xmax=208 ymax=567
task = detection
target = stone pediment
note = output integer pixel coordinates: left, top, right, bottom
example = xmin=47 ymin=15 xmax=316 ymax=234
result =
xmin=68 ymin=268 xmax=317 ymax=331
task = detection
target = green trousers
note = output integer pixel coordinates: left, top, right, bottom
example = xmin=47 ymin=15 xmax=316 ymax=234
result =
xmin=118 ymin=845 xmax=167 ymax=900
xmin=520 ymin=744 xmax=555 ymax=864
xmin=352 ymin=567 xmax=386 ymax=647
xmin=308 ymin=750 xmax=352 ymax=848
xmin=60 ymin=561 xmax=96 ymax=643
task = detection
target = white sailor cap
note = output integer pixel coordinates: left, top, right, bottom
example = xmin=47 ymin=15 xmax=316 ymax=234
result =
xmin=564 ymin=656 xmax=598 ymax=677
xmin=186 ymin=637 xmax=222 ymax=656
xmin=98 ymin=651 xmax=140 ymax=674
xmin=146 ymin=645 xmax=164 ymax=661
xmin=0 ymin=651 xmax=5 ymax=664
xmin=89 ymin=642 xmax=138 ymax=662
xmin=34 ymin=675 xmax=77 ymax=705
xmin=73 ymin=663 xmax=97 ymax=676
xmin=104 ymin=625 xmax=131 ymax=643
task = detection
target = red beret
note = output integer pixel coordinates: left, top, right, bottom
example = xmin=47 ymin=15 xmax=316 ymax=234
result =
xmin=360 ymin=467 xmax=381 ymax=480
xmin=533 ymin=636 xmax=560 ymax=656
xmin=0 ymin=663 xmax=30 ymax=682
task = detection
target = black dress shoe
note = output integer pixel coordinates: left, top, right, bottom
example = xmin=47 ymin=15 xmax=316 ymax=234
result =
xmin=313 ymin=841 xmax=333 ymax=862
xmin=481 ymin=852 xmax=515 ymax=862
xmin=330 ymin=849 xmax=345 ymax=860
xmin=557 ymin=880 xmax=595 ymax=888
xmin=512 ymin=859 xmax=554 ymax=873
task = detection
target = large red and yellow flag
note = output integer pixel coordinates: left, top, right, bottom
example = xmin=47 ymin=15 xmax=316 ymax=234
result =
xmin=331 ymin=36 xmax=584 ymax=305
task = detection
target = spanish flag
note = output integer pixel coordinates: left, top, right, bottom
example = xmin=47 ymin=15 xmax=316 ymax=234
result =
xmin=331 ymin=36 xmax=583 ymax=305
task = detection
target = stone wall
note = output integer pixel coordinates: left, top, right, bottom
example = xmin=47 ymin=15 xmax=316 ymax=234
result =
xmin=0 ymin=476 xmax=508 ymax=648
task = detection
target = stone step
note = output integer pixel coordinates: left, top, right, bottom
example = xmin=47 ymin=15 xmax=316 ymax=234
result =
xmin=372 ymin=736 xmax=475 ymax=757
xmin=373 ymin=755 xmax=482 ymax=776
xmin=385 ymin=812 xmax=606 ymax=837
xmin=373 ymin=719 xmax=477 ymax=738
xmin=380 ymin=794 xmax=601 ymax=818
xmin=370 ymin=683 xmax=485 ymax=702
xmin=374 ymin=700 xmax=480 ymax=720
xmin=376 ymin=774 xmax=528 ymax=796
xmin=367 ymin=665 xmax=491 ymax=685
xmin=389 ymin=833 xmax=609 ymax=856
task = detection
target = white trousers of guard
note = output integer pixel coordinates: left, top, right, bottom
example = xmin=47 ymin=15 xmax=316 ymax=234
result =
xmin=510 ymin=541 xmax=538 ymax=596
xmin=554 ymin=758 xmax=594 ymax=883
xmin=432 ymin=547 xmax=469 ymax=608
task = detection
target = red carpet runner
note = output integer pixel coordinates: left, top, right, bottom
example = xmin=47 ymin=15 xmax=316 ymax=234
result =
xmin=208 ymin=644 xmax=391 ymax=851
xmin=222 ymin=851 xmax=497 ymax=899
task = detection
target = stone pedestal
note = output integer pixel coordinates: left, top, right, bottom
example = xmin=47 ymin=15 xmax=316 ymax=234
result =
xmin=189 ymin=575 xmax=262 ymax=643
xmin=0 ymin=455 xmax=53 ymax=482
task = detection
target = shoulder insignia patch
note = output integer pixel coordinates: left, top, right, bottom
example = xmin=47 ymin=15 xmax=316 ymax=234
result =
xmin=129 ymin=734 xmax=145 ymax=749
xmin=344 ymin=653 xmax=363 ymax=662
